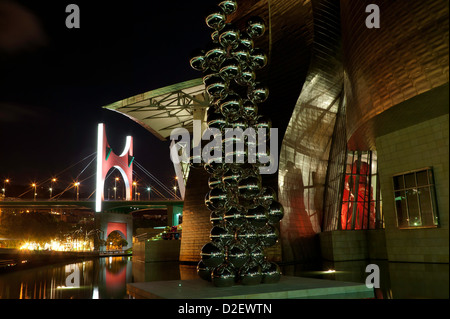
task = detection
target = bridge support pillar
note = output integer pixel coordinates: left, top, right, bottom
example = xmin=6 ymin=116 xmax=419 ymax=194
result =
xmin=95 ymin=212 xmax=133 ymax=251
xmin=167 ymin=205 xmax=183 ymax=227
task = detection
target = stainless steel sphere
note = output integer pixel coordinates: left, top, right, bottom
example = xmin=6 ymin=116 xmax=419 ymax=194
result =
xmin=197 ymin=260 xmax=212 ymax=282
xmin=211 ymin=263 xmax=236 ymax=287
xmin=267 ymin=201 xmax=284 ymax=224
xmin=200 ymin=242 xmax=225 ymax=268
xmin=239 ymin=263 xmax=263 ymax=285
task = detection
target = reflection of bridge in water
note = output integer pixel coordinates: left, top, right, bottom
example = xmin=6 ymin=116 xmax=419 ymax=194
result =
xmin=0 ymin=199 xmax=184 ymax=252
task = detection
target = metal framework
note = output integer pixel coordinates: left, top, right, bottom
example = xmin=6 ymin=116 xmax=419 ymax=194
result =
xmin=103 ymin=78 xmax=209 ymax=141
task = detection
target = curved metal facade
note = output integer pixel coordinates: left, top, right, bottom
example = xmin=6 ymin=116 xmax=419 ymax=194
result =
xmin=343 ymin=0 xmax=449 ymax=150
xmin=278 ymin=0 xmax=343 ymax=262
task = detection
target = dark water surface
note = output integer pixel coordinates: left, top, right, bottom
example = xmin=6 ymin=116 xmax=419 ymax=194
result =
xmin=0 ymin=257 xmax=447 ymax=299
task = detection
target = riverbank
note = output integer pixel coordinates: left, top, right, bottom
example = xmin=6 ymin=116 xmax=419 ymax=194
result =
xmin=0 ymin=248 xmax=131 ymax=273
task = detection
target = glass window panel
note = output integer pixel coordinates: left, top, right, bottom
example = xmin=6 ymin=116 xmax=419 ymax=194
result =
xmin=394 ymin=191 xmax=408 ymax=228
xmin=430 ymin=187 xmax=439 ymax=226
xmin=416 ymin=170 xmax=428 ymax=186
xmin=404 ymin=173 xmax=416 ymax=188
xmin=406 ymin=189 xmax=421 ymax=226
xmin=418 ymin=187 xmax=433 ymax=226
xmin=393 ymin=175 xmax=404 ymax=190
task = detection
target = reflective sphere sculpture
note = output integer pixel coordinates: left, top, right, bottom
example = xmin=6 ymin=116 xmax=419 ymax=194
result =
xmin=206 ymin=11 xmax=226 ymax=31
xmin=200 ymin=242 xmax=224 ymax=268
xmin=189 ymin=49 xmax=206 ymax=71
xmin=212 ymin=263 xmax=236 ymax=287
xmin=218 ymin=0 xmax=238 ymax=15
xmin=197 ymin=260 xmax=212 ymax=282
xmin=219 ymin=24 xmax=241 ymax=49
xmin=246 ymin=205 xmax=268 ymax=228
xmin=210 ymin=210 xmax=224 ymax=226
xmin=223 ymin=206 xmax=246 ymax=227
xmin=236 ymin=226 xmax=258 ymax=247
xmin=219 ymin=58 xmax=242 ymax=81
xmin=248 ymin=85 xmax=269 ymax=104
xmin=204 ymin=73 xmax=227 ymax=98
xmin=238 ymin=175 xmax=261 ymax=198
xmin=261 ymin=262 xmax=282 ymax=284
xmin=227 ymin=244 xmax=248 ymax=268
xmin=193 ymin=2 xmax=284 ymax=287
xmin=267 ymin=201 xmax=284 ymax=224
xmin=208 ymin=188 xmax=227 ymax=209
xmin=239 ymin=263 xmax=263 ymax=285
xmin=258 ymin=224 xmax=279 ymax=247
xmin=250 ymin=48 xmax=267 ymax=70
xmin=210 ymin=225 xmax=234 ymax=246
xmin=246 ymin=16 xmax=266 ymax=39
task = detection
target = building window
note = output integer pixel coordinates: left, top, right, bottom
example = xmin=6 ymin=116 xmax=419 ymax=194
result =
xmin=341 ymin=151 xmax=383 ymax=230
xmin=393 ymin=168 xmax=439 ymax=229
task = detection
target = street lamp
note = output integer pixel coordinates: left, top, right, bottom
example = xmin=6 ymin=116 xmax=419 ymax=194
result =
xmin=50 ymin=178 xmax=56 ymax=199
xmin=3 ymin=179 xmax=9 ymax=198
xmin=133 ymin=181 xmax=137 ymax=200
xmin=32 ymin=183 xmax=37 ymax=201
xmin=75 ymin=182 xmax=80 ymax=201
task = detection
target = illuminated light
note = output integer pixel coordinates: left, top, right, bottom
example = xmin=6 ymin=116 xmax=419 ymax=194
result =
xmin=96 ymin=124 xmax=105 ymax=212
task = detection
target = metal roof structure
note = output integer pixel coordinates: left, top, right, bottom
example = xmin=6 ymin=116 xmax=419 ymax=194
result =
xmin=103 ymin=78 xmax=209 ymax=141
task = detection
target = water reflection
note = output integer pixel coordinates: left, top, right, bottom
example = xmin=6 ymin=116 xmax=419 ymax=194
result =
xmin=0 ymin=257 xmax=448 ymax=299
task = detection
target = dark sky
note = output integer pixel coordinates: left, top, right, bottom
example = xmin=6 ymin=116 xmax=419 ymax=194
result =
xmin=0 ymin=0 xmax=212 ymax=195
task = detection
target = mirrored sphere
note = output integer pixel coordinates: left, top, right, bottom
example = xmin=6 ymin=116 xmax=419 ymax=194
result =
xmin=248 ymin=85 xmax=269 ymax=104
xmin=239 ymin=263 xmax=263 ymax=285
xmin=250 ymin=245 xmax=266 ymax=264
xmin=189 ymin=50 xmax=206 ymax=72
xmin=242 ymin=99 xmax=259 ymax=119
xmin=239 ymin=35 xmax=254 ymax=50
xmin=212 ymin=264 xmax=236 ymax=287
xmin=197 ymin=260 xmax=212 ymax=281
xmin=208 ymin=175 xmax=223 ymax=189
xmin=200 ymin=242 xmax=225 ymax=268
xmin=220 ymin=92 xmax=242 ymax=118
xmin=206 ymin=11 xmax=226 ymax=31
xmin=222 ymin=168 xmax=241 ymax=187
xmin=227 ymin=245 xmax=248 ymax=268
xmin=258 ymin=224 xmax=279 ymax=247
xmin=238 ymin=176 xmax=261 ymax=198
xmin=210 ymin=210 xmax=224 ymax=226
xmin=219 ymin=58 xmax=241 ymax=81
xmin=219 ymin=24 xmax=240 ymax=49
xmin=259 ymin=187 xmax=277 ymax=205
xmin=210 ymin=225 xmax=234 ymax=245
xmin=232 ymin=44 xmax=250 ymax=65
xmin=250 ymin=48 xmax=267 ymax=70
xmin=218 ymin=0 xmax=238 ymax=15
xmin=223 ymin=206 xmax=246 ymax=228
xmin=236 ymin=226 xmax=258 ymax=247
xmin=267 ymin=201 xmax=284 ymax=224
xmin=206 ymin=110 xmax=227 ymax=130
xmin=246 ymin=16 xmax=266 ymax=38
xmin=235 ymin=69 xmax=256 ymax=87
xmin=208 ymin=187 xmax=227 ymax=209
xmin=246 ymin=205 xmax=268 ymax=228
xmin=205 ymin=46 xmax=226 ymax=65
xmin=204 ymin=73 xmax=227 ymax=98
xmin=261 ymin=262 xmax=282 ymax=284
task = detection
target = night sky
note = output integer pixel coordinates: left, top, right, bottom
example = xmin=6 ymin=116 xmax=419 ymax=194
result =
xmin=0 ymin=0 xmax=212 ymax=195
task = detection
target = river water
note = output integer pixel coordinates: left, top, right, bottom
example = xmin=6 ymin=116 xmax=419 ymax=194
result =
xmin=0 ymin=257 xmax=448 ymax=299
